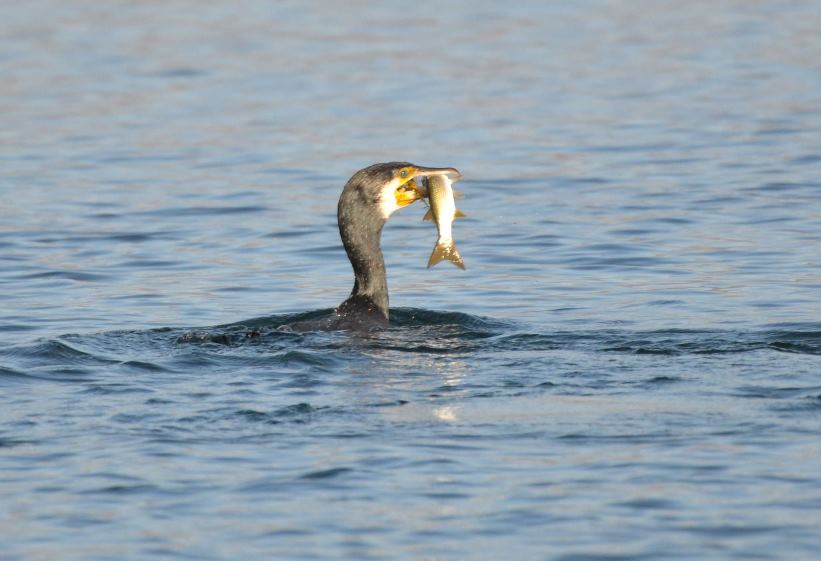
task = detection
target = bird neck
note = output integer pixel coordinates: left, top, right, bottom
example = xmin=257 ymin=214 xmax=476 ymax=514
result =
xmin=338 ymin=200 xmax=390 ymax=320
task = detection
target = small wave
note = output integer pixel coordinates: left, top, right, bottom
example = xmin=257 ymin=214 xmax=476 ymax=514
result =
xmin=299 ymin=467 xmax=353 ymax=480
xmin=235 ymin=403 xmax=323 ymax=425
xmin=1 ymin=338 xmax=119 ymax=366
xmin=18 ymin=270 xmax=112 ymax=282
xmin=487 ymin=325 xmax=821 ymax=356
xmin=765 ymin=326 xmax=821 ymax=355
xmin=5 ymin=317 xmax=819 ymax=388
xmin=136 ymin=205 xmax=268 ymax=218
xmin=0 ymin=365 xmax=35 ymax=383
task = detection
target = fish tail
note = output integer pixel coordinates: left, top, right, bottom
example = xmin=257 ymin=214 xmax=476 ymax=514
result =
xmin=427 ymin=240 xmax=466 ymax=270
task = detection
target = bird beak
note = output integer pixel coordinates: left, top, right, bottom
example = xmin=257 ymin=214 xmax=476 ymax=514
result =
xmin=395 ymin=180 xmax=424 ymax=207
xmin=395 ymin=165 xmax=462 ymax=208
xmin=411 ymin=166 xmax=462 ymax=181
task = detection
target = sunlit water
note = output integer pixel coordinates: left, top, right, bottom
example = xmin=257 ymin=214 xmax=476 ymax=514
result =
xmin=2 ymin=2 xmax=821 ymax=560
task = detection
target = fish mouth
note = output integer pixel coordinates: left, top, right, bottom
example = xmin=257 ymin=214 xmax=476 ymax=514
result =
xmin=395 ymin=165 xmax=461 ymax=207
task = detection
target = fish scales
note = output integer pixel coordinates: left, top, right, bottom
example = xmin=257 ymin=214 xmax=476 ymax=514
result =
xmin=422 ymin=175 xmax=466 ymax=270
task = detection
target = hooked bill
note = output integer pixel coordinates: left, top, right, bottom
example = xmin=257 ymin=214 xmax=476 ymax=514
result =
xmin=422 ymin=174 xmax=466 ymax=270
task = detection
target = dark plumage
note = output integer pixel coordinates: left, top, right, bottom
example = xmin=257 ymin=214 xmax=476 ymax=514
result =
xmin=332 ymin=162 xmax=460 ymax=330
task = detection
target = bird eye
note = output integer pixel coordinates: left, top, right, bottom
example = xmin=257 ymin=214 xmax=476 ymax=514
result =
xmin=399 ymin=169 xmax=408 ymax=178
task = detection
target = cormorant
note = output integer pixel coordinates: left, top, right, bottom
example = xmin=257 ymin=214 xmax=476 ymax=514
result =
xmin=332 ymin=162 xmax=461 ymax=330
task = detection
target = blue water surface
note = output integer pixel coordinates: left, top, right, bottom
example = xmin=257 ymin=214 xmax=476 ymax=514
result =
xmin=2 ymin=2 xmax=821 ymax=560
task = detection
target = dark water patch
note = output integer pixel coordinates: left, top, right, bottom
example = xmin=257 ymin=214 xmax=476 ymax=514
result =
xmin=174 ymin=323 xmax=293 ymax=345
xmin=631 ymin=156 xmax=705 ymax=166
xmin=117 ymin=259 xmax=184 ymax=268
xmin=645 ymin=299 xmax=685 ymax=306
xmin=148 ymin=67 xmax=207 ymax=78
xmin=557 ymin=432 xmax=685 ymax=445
xmin=174 ymin=327 xmax=341 ymax=370
xmin=145 ymin=398 xmax=177 ymax=405
xmin=195 ymin=155 xmax=270 ymax=169
xmin=0 ymin=437 xmax=32 ymax=448
xmin=117 ymin=360 xmax=169 ymax=372
xmin=375 ymin=340 xmax=476 ymax=355
xmin=682 ymin=523 xmax=783 ymax=538
xmin=633 ymin=375 xmax=681 ymax=387
xmin=735 ymin=385 xmax=821 ymax=400
xmin=274 ymin=402 xmax=321 ymax=418
xmin=265 ymin=228 xmax=319 ymax=239
xmin=17 ymin=270 xmax=112 ymax=282
xmin=136 ymin=205 xmax=268 ymax=218
xmin=271 ymin=350 xmax=340 ymax=372
xmin=790 ymin=154 xmax=821 ymax=165
xmin=647 ymin=216 xmax=695 ymax=225
xmin=79 ymin=483 xmax=158 ymax=495
xmin=746 ymin=181 xmax=821 ymax=193
xmin=277 ymin=373 xmax=325 ymax=389
xmin=299 ymin=467 xmax=353 ymax=480
xmin=609 ymin=227 xmax=660 ymax=236
xmin=581 ymin=242 xmax=647 ymax=253
xmin=421 ymin=491 xmax=472 ymax=500
xmin=0 ymin=365 xmax=34 ymax=382
xmin=1 ymin=338 xmax=120 ymax=371
xmin=236 ymin=409 xmax=277 ymax=423
xmin=769 ymin=340 xmax=821 ymax=355
xmin=695 ymin=194 xmax=748 ymax=205
xmin=614 ymin=497 xmax=679 ymax=510
xmin=299 ymin=244 xmax=343 ymax=254
xmin=258 ymin=166 xmax=313 ymax=176
xmin=390 ymin=308 xmax=505 ymax=331
xmin=37 ymin=232 xmax=168 ymax=243
xmin=521 ymin=233 xmax=564 ymax=246
xmin=365 ymin=399 xmax=409 ymax=408
xmin=236 ymin=403 xmax=324 ymax=425
xmin=214 ymin=286 xmax=267 ymax=293
xmin=87 ymin=212 xmax=123 ymax=219
xmin=565 ymin=255 xmax=677 ymax=271
xmin=487 ymin=327 xmax=821 ymax=356
xmin=584 ymin=141 xmax=677 ymax=153
xmin=535 ymin=381 xmax=558 ymax=389
xmin=93 ymin=152 xmax=194 ymax=164
xmin=176 ymin=331 xmax=243 ymax=345
xmin=81 ymin=383 xmax=153 ymax=395
xmin=767 ymin=329 xmax=821 ymax=354
xmin=778 ymin=395 xmax=821 ymax=413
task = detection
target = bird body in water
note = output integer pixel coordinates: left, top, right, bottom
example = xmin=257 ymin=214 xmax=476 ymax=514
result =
xmin=332 ymin=162 xmax=461 ymax=331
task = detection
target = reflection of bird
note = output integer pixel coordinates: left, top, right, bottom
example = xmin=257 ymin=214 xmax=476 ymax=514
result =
xmin=334 ymin=162 xmax=460 ymax=330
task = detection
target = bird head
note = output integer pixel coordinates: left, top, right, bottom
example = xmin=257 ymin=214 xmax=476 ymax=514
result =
xmin=346 ymin=162 xmax=461 ymax=220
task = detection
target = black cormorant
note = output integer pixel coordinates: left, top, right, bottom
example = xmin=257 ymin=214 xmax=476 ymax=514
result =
xmin=332 ymin=162 xmax=460 ymax=330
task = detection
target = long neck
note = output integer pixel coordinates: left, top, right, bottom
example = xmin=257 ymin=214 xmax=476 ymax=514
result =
xmin=337 ymin=191 xmax=389 ymax=319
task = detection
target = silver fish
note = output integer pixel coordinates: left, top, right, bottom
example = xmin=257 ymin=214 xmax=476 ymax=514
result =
xmin=422 ymin=174 xmax=466 ymax=269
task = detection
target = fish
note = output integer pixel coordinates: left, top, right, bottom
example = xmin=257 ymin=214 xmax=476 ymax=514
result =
xmin=421 ymin=174 xmax=466 ymax=270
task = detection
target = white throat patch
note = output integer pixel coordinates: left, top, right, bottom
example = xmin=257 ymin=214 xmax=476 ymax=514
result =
xmin=377 ymin=177 xmax=402 ymax=220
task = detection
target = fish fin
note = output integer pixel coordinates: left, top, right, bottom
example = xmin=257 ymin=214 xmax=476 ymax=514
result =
xmin=427 ymin=241 xmax=466 ymax=270
xmin=454 ymin=209 xmax=466 ymax=219
xmin=422 ymin=208 xmax=433 ymax=221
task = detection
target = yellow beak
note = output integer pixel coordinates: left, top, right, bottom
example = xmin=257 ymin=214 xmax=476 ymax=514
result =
xmin=395 ymin=181 xmax=423 ymax=207
xmin=394 ymin=165 xmax=461 ymax=207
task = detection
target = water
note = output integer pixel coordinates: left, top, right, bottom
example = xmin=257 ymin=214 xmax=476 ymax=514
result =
xmin=2 ymin=1 xmax=821 ymax=559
